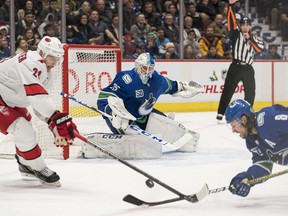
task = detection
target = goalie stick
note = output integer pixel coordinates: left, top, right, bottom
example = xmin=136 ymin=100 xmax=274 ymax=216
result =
xmin=61 ymin=92 xmax=187 ymax=152
xmin=73 ymin=131 xmax=209 ymax=206
xmin=208 ymin=168 xmax=288 ymax=195
xmin=123 ymin=168 xmax=288 ymax=206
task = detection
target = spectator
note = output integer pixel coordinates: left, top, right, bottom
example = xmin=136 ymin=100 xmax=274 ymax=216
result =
xmin=38 ymin=13 xmax=58 ymax=38
xmin=0 ymin=25 xmax=10 ymax=47
xmin=166 ymin=3 xmax=179 ymax=28
xmin=202 ymin=45 xmax=224 ymax=59
xmin=92 ymin=0 xmax=113 ymax=25
xmin=129 ymin=41 xmax=146 ymax=59
xmin=130 ymin=13 xmax=152 ymax=43
xmin=107 ymin=14 xmax=119 ymax=45
xmin=0 ymin=35 xmax=10 ymax=60
xmin=15 ymin=9 xmax=37 ymax=39
xmin=22 ymin=27 xmax=40 ymax=51
xmin=184 ymin=15 xmax=194 ymax=40
xmin=39 ymin=0 xmax=61 ymax=23
xmin=15 ymin=37 xmax=28 ymax=54
xmin=184 ymin=43 xmax=198 ymax=59
xmin=186 ymin=3 xmax=203 ymax=32
xmin=261 ymin=45 xmax=282 ymax=59
xmin=183 ymin=29 xmax=201 ymax=57
xmin=0 ymin=0 xmax=9 ymax=25
xmin=123 ymin=0 xmax=137 ymax=34
xmin=123 ymin=33 xmax=136 ymax=59
xmin=88 ymin=10 xmax=118 ymax=45
xmin=196 ymin=0 xmax=216 ymax=26
xmin=65 ymin=2 xmax=76 ymax=26
xmin=160 ymin=42 xmax=180 ymax=59
xmin=75 ymin=13 xmax=91 ymax=44
xmin=198 ymin=25 xmax=224 ymax=57
xmin=210 ymin=13 xmax=227 ymax=40
xmin=155 ymin=27 xmax=171 ymax=56
xmin=66 ymin=25 xmax=87 ymax=44
xmin=75 ymin=1 xmax=91 ymax=17
xmin=42 ymin=23 xmax=56 ymax=37
xmin=17 ymin=0 xmax=34 ymax=23
xmin=281 ymin=2 xmax=288 ymax=41
xmin=162 ymin=13 xmax=179 ymax=48
xmin=145 ymin=31 xmax=159 ymax=57
xmin=142 ymin=1 xmax=162 ymax=31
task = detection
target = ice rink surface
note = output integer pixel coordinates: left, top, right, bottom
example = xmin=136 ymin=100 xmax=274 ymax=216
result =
xmin=0 ymin=112 xmax=287 ymax=216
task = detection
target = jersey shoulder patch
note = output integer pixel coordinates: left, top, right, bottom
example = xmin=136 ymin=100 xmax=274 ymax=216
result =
xmin=122 ymin=74 xmax=132 ymax=84
xmin=257 ymin=111 xmax=265 ymax=127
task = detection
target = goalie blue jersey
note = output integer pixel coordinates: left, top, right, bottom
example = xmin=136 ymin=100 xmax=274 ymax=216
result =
xmin=246 ymin=104 xmax=288 ymax=166
xmin=97 ymin=68 xmax=178 ymax=119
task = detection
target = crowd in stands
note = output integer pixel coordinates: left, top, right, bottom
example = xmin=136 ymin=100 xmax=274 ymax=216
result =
xmin=0 ymin=0 xmax=287 ymax=60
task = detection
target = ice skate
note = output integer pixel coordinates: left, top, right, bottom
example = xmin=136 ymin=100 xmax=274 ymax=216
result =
xmin=33 ymin=167 xmax=61 ymax=187
xmin=15 ymin=154 xmax=35 ymax=178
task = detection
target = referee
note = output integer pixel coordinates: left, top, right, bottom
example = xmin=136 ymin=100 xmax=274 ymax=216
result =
xmin=216 ymin=0 xmax=264 ymax=122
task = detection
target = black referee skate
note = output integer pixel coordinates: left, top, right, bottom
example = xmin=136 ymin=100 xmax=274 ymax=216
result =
xmin=15 ymin=154 xmax=61 ymax=187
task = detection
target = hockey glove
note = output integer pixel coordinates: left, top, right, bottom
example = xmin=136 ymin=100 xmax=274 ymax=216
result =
xmin=48 ymin=111 xmax=78 ymax=147
xmin=173 ymin=81 xmax=204 ymax=98
xmin=229 ymin=172 xmax=253 ymax=197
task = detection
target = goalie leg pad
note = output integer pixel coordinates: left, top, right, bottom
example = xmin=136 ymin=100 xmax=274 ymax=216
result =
xmin=81 ymin=133 xmax=162 ymax=159
xmin=145 ymin=112 xmax=199 ymax=152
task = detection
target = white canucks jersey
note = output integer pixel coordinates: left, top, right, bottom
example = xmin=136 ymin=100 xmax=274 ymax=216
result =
xmin=0 ymin=51 xmax=57 ymax=120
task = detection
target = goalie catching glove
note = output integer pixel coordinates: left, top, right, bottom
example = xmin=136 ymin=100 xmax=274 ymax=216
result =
xmin=48 ymin=111 xmax=78 ymax=147
xmin=173 ymin=81 xmax=204 ymax=98
xmin=108 ymin=96 xmax=136 ymax=134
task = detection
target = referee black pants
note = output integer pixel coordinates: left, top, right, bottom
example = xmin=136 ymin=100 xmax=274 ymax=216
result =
xmin=217 ymin=62 xmax=255 ymax=115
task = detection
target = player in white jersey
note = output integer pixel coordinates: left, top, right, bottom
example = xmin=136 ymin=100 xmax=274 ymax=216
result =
xmin=0 ymin=36 xmax=78 ymax=187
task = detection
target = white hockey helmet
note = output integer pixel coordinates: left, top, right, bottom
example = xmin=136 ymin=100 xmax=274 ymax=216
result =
xmin=37 ymin=36 xmax=64 ymax=59
xmin=135 ymin=52 xmax=155 ymax=84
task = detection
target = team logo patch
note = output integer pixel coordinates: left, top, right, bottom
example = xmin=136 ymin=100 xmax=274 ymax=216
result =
xmin=122 ymin=74 xmax=132 ymax=84
xmin=257 ymin=112 xmax=265 ymax=126
xmin=135 ymin=89 xmax=144 ymax=98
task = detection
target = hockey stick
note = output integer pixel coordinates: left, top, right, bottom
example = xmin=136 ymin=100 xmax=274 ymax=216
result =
xmin=208 ymin=168 xmax=288 ymax=195
xmin=61 ymin=92 xmax=186 ymax=152
xmin=73 ymin=131 xmax=209 ymax=206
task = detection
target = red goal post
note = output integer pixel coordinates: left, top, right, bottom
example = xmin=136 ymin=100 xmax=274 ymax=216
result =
xmin=61 ymin=44 xmax=122 ymax=159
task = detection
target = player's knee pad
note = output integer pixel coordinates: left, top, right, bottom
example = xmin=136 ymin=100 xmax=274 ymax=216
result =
xmin=81 ymin=133 xmax=162 ymax=159
xmin=145 ymin=112 xmax=199 ymax=152
xmin=7 ymin=117 xmax=37 ymax=151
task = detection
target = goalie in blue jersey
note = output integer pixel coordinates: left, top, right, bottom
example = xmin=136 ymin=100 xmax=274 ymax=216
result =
xmin=85 ymin=52 xmax=204 ymax=158
xmin=225 ymin=99 xmax=288 ymax=197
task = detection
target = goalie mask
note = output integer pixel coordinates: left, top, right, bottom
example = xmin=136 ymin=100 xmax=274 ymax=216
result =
xmin=135 ymin=52 xmax=155 ymax=84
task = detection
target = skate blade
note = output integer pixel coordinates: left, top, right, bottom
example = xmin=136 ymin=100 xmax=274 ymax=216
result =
xmin=20 ymin=173 xmax=36 ymax=178
xmin=39 ymin=180 xmax=61 ymax=187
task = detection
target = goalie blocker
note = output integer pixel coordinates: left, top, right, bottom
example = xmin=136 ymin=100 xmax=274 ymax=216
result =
xmin=81 ymin=112 xmax=199 ymax=159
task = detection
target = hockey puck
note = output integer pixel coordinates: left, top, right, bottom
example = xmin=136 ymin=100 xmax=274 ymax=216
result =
xmin=145 ymin=179 xmax=154 ymax=188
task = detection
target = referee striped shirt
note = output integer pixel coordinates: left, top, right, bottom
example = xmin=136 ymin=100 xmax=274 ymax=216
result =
xmin=227 ymin=4 xmax=264 ymax=65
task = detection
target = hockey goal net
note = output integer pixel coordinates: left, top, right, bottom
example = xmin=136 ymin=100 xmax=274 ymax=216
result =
xmin=0 ymin=44 xmax=121 ymax=159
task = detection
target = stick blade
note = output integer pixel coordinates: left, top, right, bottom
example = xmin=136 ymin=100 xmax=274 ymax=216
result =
xmin=194 ymin=183 xmax=209 ymax=202
xmin=123 ymin=194 xmax=146 ymax=206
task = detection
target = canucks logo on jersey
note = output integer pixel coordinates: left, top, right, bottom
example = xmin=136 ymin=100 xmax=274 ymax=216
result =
xmin=138 ymin=93 xmax=156 ymax=116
